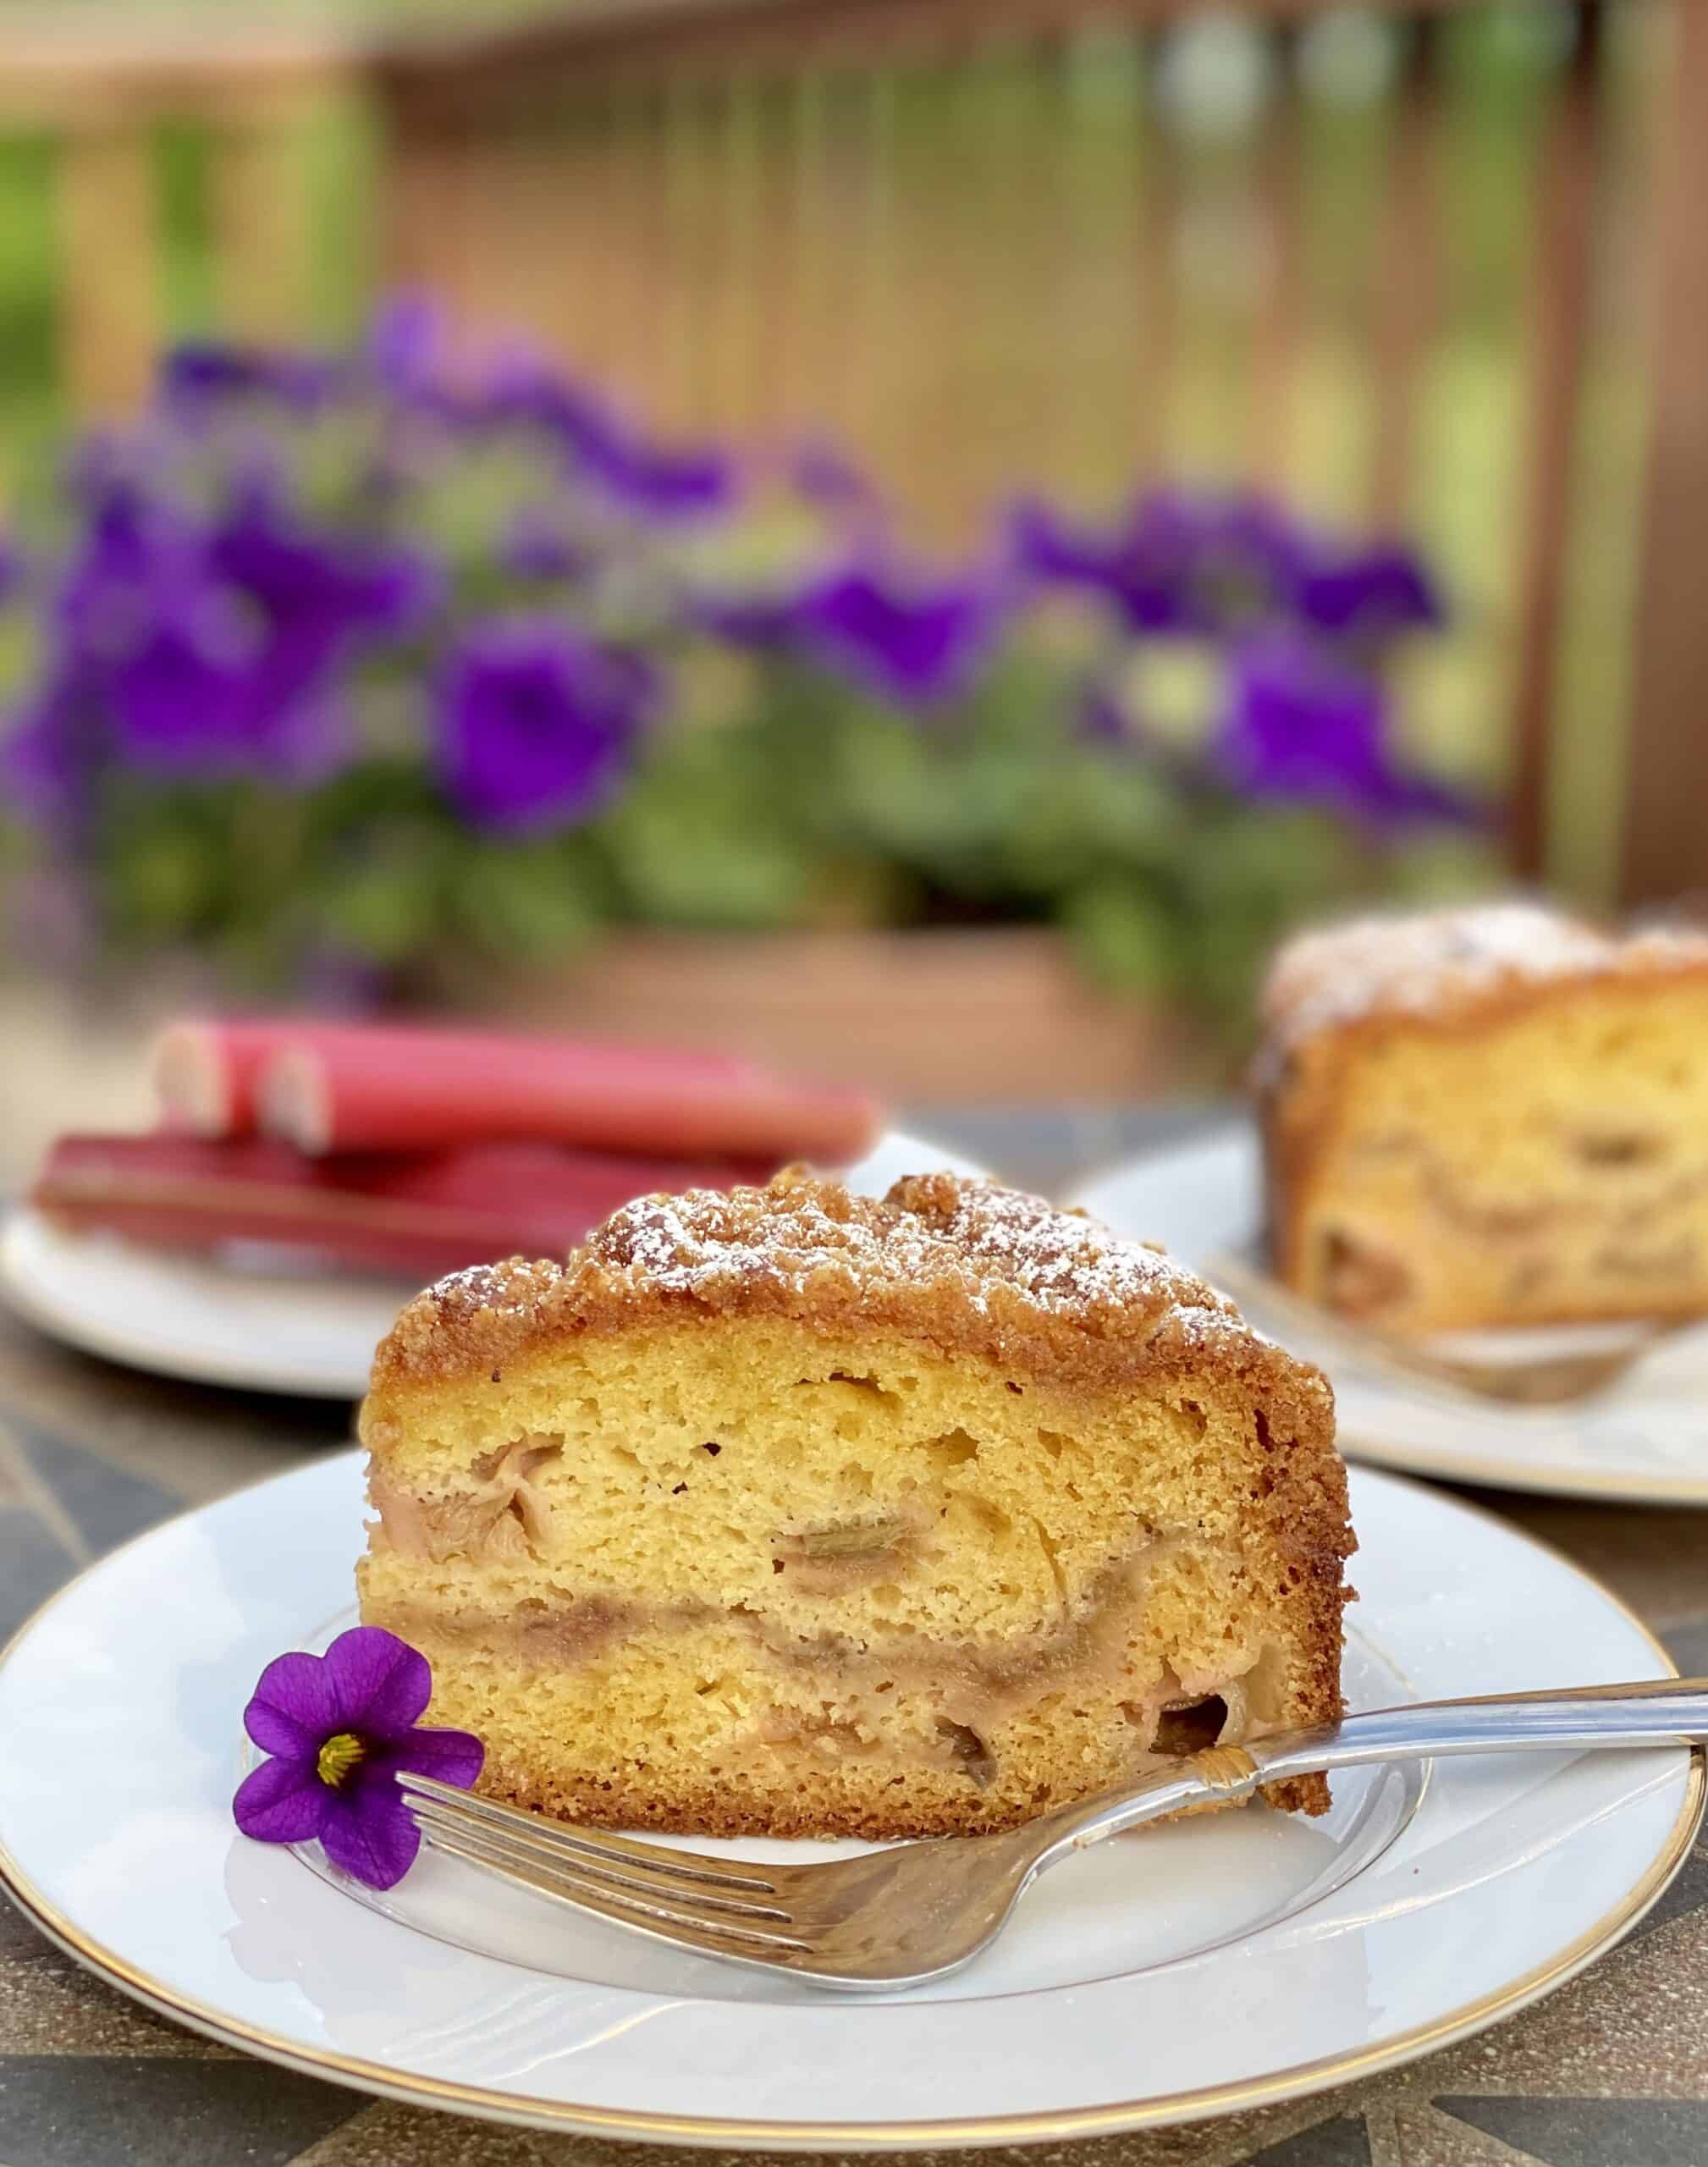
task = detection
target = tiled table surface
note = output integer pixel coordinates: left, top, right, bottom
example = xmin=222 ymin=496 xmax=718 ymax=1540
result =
xmin=1 ymin=1106 xmax=1705 ymax=2167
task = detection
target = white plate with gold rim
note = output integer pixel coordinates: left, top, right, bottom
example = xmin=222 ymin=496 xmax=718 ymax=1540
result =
xmin=0 ymin=1129 xmax=983 ymax=1401
xmin=0 ymin=1456 xmax=1698 ymax=2148
xmin=1072 ymin=1122 xmax=1708 ymax=1507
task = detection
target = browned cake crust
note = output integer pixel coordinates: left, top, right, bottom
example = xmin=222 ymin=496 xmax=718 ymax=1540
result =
xmin=1255 ymin=903 xmax=1708 ymax=1328
xmin=366 ymin=1172 xmax=1352 ymax=1828
xmin=377 ymin=1169 xmax=1334 ymax=1431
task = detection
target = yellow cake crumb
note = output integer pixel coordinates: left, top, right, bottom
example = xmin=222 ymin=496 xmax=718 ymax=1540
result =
xmin=1257 ymin=902 xmax=1708 ymax=1333
xmin=358 ymin=1172 xmax=1352 ymax=1837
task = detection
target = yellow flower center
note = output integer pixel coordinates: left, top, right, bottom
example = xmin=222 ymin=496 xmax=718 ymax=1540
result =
xmin=317 ymin=1731 xmax=366 ymax=1787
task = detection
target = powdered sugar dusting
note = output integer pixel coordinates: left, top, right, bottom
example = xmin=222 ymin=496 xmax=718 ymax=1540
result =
xmin=372 ymin=1168 xmax=1323 ymax=1401
xmin=587 ymin=1168 xmax=1232 ymax=1338
xmin=1259 ymin=901 xmax=1708 ymax=1071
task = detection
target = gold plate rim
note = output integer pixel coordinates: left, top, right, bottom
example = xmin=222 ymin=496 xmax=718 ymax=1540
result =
xmin=0 ymin=1467 xmax=1702 ymax=2152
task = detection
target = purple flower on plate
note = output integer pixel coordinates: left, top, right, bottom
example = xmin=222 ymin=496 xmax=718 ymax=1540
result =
xmin=796 ymin=561 xmax=1006 ymax=707
xmin=1215 ymin=629 xmax=1469 ymax=828
xmin=437 ymin=620 xmax=658 ymax=833
xmin=233 ymin=1626 xmax=482 ymax=1890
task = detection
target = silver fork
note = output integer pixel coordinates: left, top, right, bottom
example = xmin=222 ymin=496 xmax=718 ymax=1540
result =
xmin=399 ymin=1677 xmax=1708 ymax=1992
xmin=1207 ymin=1249 xmax=1691 ymax=1407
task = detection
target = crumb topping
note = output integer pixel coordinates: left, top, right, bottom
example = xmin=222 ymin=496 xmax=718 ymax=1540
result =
xmin=1259 ymin=901 xmax=1708 ymax=1067
xmin=593 ymin=1170 xmax=1220 ymax=1321
xmin=371 ymin=1169 xmax=1306 ymax=1401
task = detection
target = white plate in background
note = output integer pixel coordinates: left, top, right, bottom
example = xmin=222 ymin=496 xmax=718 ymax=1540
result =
xmin=0 ymin=1128 xmax=983 ymax=1400
xmin=1074 ymin=1122 xmax=1708 ymax=1505
xmin=0 ymin=1454 xmax=1696 ymax=2145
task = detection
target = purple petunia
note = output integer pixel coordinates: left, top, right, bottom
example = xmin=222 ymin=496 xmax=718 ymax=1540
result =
xmin=209 ymin=493 xmax=438 ymax=661
xmin=689 ymin=549 xmax=1007 ymax=704
xmin=1008 ymin=490 xmax=1308 ymax=637
xmin=104 ymin=596 xmax=346 ymax=785
xmin=437 ymin=620 xmax=658 ymax=833
xmin=366 ymin=293 xmax=445 ymax=398
xmin=44 ymin=482 xmax=433 ymax=786
xmin=499 ymin=505 xmax=591 ymax=583
xmin=473 ymin=353 xmax=738 ymax=521
xmin=2 ymin=658 xmax=101 ymax=835
xmin=794 ymin=561 xmax=1007 ymax=708
xmin=158 ymin=340 xmax=347 ymax=417
xmin=1215 ymin=628 xmax=1467 ymax=828
xmin=233 ymin=1626 xmax=482 ymax=1890
xmin=1009 ymin=489 xmax=1442 ymax=649
xmin=1291 ymin=542 xmax=1443 ymax=640
xmin=785 ymin=439 xmax=879 ymax=515
xmin=584 ymin=425 xmax=737 ymax=521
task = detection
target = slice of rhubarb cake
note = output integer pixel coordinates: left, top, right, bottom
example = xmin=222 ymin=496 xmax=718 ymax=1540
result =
xmin=1257 ymin=902 xmax=1708 ymax=1333
xmin=357 ymin=1171 xmax=1352 ymax=1839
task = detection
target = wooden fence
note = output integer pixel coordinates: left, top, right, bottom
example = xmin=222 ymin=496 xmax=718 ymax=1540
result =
xmin=3 ymin=0 xmax=1706 ymax=908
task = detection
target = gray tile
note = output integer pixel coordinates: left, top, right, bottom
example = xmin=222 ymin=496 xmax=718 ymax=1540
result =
xmin=0 ymin=1508 xmax=76 ymax=1640
xmin=0 ymin=1429 xmax=26 ymax=1507
xmin=1252 ymin=2115 xmax=1373 ymax=2165
xmin=1661 ymin=1616 xmax=1708 ymax=1678
xmin=0 ymin=2054 xmax=358 ymax=2166
xmin=0 ymin=1892 xmax=54 ymax=1966
xmin=11 ymin=1421 xmax=179 ymax=1559
xmin=1435 ymin=2097 xmax=1708 ymax=2167
xmin=1628 ymin=1833 xmax=1708 ymax=1944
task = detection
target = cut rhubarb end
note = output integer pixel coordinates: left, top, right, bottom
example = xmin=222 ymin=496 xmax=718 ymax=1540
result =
xmin=259 ymin=1045 xmax=331 ymax=1155
xmin=150 ymin=1024 xmax=231 ymax=1137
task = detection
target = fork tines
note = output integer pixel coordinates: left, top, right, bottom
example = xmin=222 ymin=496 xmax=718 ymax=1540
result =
xmin=396 ymin=1773 xmax=813 ymax=1960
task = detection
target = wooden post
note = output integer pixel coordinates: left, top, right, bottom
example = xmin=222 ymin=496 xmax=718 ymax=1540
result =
xmin=1617 ymin=0 xmax=1708 ymax=906
xmin=1249 ymin=25 xmax=1303 ymax=494
xmin=1367 ymin=17 xmax=1440 ymax=528
xmin=1507 ymin=1 xmax=1602 ymax=882
xmin=55 ymin=120 xmax=160 ymax=416
xmin=207 ymin=88 xmax=320 ymax=343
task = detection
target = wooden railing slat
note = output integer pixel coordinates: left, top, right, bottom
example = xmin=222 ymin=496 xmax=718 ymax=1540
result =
xmin=1368 ymin=19 xmax=1440 ymax=528
xmin=1509 ymin=1 xmax=1604 ymax=881
xmin=1617 ymin=0 xmax=1708 ymax=906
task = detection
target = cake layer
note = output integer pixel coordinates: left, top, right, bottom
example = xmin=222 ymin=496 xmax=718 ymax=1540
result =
xmin=355 ymin=1600 xmax=1294 ymax=1837
xmin=1259 ymin=909 xmax=1708 ymax=1332
xmin=364 ymin=1309 xmax=1343 ymax=1837
xmin=361 ymin=1210 xmax=1349 ymax=1837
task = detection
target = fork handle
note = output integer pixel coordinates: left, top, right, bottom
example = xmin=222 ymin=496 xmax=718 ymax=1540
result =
xmin=1032 ymin=1677 xmax=1708 ymax=1866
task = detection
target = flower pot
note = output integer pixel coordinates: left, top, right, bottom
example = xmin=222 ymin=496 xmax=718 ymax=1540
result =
xmin=484 ymin=928 xmax=1210 ymax=1106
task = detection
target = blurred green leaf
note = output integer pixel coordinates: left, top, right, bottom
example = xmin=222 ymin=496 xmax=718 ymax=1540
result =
xmin=450 ymin=839 xmax=603 ymax=959
xmin=1061 ymin=877 xmax=1181 ymax=995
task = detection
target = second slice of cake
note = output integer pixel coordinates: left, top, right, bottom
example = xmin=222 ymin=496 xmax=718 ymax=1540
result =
xmin=1257 ymin=902 xmax=1708 ymax=1332
xmin=359 ymin=1171 xmax=1352 ymax=1838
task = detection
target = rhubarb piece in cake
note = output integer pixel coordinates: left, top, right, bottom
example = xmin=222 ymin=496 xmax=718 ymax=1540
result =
xmin=1256 ymin=902 xmax=1708 ymax=1332
xmin=358 ymin=1170 xmax=1351 ymax=1839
